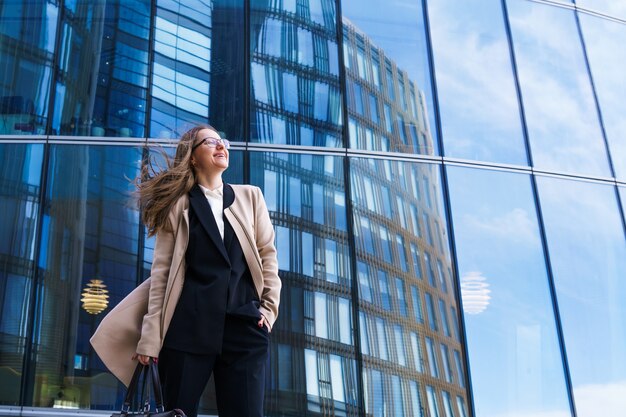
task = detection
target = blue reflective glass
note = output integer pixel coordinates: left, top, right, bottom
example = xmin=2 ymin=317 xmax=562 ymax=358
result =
xmin=395 ymin=277 xmax=407 ymax=316
xmin=576 ymin=0 xmax=626 ymax=20
xmin=0 ymin=144 xmax=44 ymax=405
xmin=0 ymin=2 xmax=57 ymax=135
xmin=429 ymin=0 xmax=527 ymax=165
xmin=52 ymin=0 xmax=150 ymax=137
xmin=249 ymin=151 xmax=356 ymax=415
xmin=507 ymin=0 xmax=610 ymax=176
xmin=447 ymin=166 xmax=570 ymax=417
xmin=426 ymin=385 xmax=441 ymax=417
xmin=351 ymin=157 xmax=468 ymax=413
xmin=363 ymin=367 xmax=384 ymax=416
xmin=250 ymin=0 xmax=342 ymax=146
xmin=579 ymin=13 xmax=626 ymax=180
xmin=342 ymin=0 xmax=437 ymax=154
xmin=410 ymin=332 xmax=423 ymax=373
xmin=365 ymin=366 xmax=433 ymax=417
xmin=30 ymin=145 xmax=142 ymax=408
xmin=151 ymin=0 xmax=244 ymax=140
xmin=442 ymin=391 xmax=455 ymax=417
xmin=537 ymin=176 xmax=626 ymax=416
xmin=617 ymin=186 xmax=626 ymax=223
xmin=438 ymin=299 xmax=450 ymax=337
xmin=411 ymin=286 xmax=424 ymax=324
xmin=425 ymin=292 xmax=438 ymax=331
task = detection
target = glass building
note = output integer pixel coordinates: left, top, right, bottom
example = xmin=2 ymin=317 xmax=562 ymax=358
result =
xmin=1 ymin=0 xmax=625 ymax=416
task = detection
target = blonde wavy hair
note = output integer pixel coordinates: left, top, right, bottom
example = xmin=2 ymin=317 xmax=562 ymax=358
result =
xmin=136 ymin=124 xmax=217 ymax=236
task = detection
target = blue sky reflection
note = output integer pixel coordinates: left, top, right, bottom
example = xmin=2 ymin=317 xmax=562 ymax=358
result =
xmin=428 ymin=0 xmax=527 ymax=165
xmin=447 ymin=166 xmax=570 ymax=417
xmin=507 ymin=0 xmax=610 ymax=177
xmin=537 ymin=176 xmax=626 ymax=417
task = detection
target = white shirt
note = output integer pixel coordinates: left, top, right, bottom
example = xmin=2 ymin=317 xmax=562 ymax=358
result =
xmin=198 ymin=183 xmax=224 ymax=241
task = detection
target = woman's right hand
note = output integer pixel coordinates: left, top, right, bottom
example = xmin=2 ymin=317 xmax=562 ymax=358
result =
xmin=132 ymin=353 xmax=153 ymax=366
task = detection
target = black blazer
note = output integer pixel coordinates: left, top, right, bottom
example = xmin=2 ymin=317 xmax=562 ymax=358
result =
xmin=163 ymin=184 xmax=260 ymax=354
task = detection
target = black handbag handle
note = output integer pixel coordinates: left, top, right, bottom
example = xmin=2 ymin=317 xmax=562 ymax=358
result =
xmin=149 ymin=359 xmax=166 ymax=413
xmin=120 ymin=359 xmax=166 ymax=414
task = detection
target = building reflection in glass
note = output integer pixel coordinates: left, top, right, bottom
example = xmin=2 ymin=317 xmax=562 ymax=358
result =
xmin=50 ymin=1 xmax=151 ymax=137
xmin=150 ymin=0 xmax=244 ymax=140
xmin=250 ymin=0 xmax=343 ymax=146
xmin=247 ymin=151 xmax=357 ymax=416
xmin=0 ymin=144 xmax=44 ymax=405
xmin=24 ymin=145 xmax=142 ymax=408
xmin=0 ymin=2 xmax=57 ymax=135
xmin=341 ymin=0 xmax=437 ymax=155
xmin=350 ymin=157 xmax=468 ymax=417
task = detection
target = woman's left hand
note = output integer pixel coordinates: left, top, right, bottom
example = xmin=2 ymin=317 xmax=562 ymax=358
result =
xmin=258 ymin=315 xmax=270 ymax=332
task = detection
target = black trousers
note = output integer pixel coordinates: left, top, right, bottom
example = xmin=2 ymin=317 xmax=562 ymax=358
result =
xmin=158 ymin=315 xmax=270 ymax=417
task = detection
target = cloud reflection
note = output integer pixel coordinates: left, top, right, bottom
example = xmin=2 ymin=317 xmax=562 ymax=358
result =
xmin=428 ymin=0 xmax=526 ymax=164
xmin=462 ymin=207 xmax=539 ymax=246
xmin=574 ymin=380 xmax=626 ymax=417
xmin=507 ymin=0 xmax=610 ymax=177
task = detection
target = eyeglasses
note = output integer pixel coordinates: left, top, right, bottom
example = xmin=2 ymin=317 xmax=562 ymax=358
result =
xmin=192 ymin=137 xmax=230 ymax=151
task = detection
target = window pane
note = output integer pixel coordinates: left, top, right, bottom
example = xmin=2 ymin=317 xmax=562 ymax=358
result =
xmin=429 ymin=0 xmax=527 ymax=165
xmin=31 ymin=145 xmax=142 ymax=408
xmin=0 ymin=144 xmax=44 ymax=405
xmin=447 ymin=166 xmax=570 ymax=416
xmin=342 ymin=0 xmax=438 ymax=154
xmin=442 ymin=391 xmax=455 ymax=417
xmin=150 ymin=0 xmax=244 ymax=140
xmin=507 ymin=0 xmax=610 ymax=176
xmin=351 ymin=157 xmax=468 ymax=415
xmin=425 ymin=337 xmax=439 ymax=378
xmin=249 ymin=151 xmax=357 ymax=415
xmin=426 ymin=385 xmax=441 ymax=417
xmin=250 ymin=0 xmax=342 ymax=146
xmin=51 ymin=1 xmax=150 ymax=137
xmin=578 ymin=14 xmax=626 ymax=180
xmin=0 ymin=2 xmax=57 ymax=134
xmin=537 ymin=176 xmax=626 ymax=417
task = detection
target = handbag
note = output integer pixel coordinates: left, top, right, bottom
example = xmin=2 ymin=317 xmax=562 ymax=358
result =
xmin=111 ymin=359 xmax=185 ymax=417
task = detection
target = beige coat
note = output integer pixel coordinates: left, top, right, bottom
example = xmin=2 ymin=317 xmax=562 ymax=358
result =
xmin=90 ymin=185 xmax=281 ymax=386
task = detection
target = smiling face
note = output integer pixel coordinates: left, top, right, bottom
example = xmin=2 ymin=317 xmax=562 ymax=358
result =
xmin=191 ymin=128 xmax=229 ymax=179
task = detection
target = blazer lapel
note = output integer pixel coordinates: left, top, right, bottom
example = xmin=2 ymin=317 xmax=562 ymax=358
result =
xmin=223 ymin=184 xmax=236 ymax=251
xmin=188 ymin=184 xmax=230 ymax=264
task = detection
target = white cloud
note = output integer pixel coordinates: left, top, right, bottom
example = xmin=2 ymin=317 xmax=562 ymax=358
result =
xmin=574 ymin=380 xmax=626 ymax=417
xmin=507 ymin=1 xmax=610 ymax=176
xmin=474 ymin=382 xmax=626 ymax=417
xmin=462 ymin=207 xmax=540 ymax=246
xmin=428 ymin=0 xmax=526 ymax=162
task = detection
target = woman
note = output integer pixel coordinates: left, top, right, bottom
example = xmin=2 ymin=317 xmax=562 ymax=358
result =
xmin=92 ymin=124 xmax=280 ymax=417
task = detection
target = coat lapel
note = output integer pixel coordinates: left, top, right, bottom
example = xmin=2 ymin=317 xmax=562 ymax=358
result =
xmin=188 ymin=184 xmax=230 ymax=264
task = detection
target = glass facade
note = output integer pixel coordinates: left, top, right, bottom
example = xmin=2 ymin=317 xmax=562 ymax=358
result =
xmin=428 ymin=0 xmax=526 ymax=164
xmin=1 ymin=1 xmax=625 ymax=417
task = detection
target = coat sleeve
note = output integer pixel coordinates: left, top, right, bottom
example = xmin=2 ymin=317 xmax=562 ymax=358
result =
xmin=135 ymin=210 xmax=178 ymax=357
xmin=254 ymin=186 xmax=282 ymax=330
